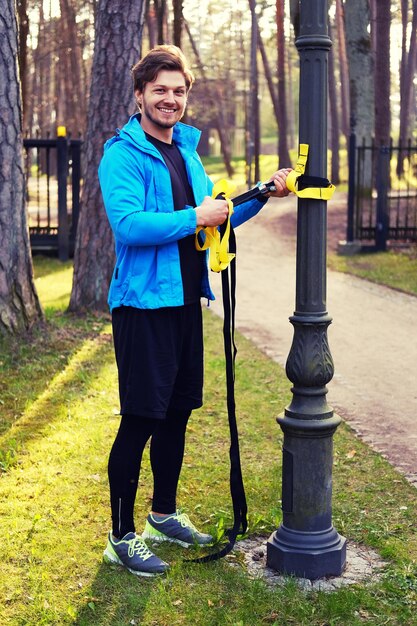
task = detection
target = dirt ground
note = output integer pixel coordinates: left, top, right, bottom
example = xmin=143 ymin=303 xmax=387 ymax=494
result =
xmin=209 ymin=193 xmax=417 ymax=487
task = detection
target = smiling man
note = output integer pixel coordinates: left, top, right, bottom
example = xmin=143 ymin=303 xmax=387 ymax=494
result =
xmin=98 ymin=45 xmax=291 ymax=577
xmin=137 ymin=69 xmax=187 ymax=137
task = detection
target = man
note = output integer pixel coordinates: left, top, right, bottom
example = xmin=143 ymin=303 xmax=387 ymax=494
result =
xmin=99 ymin=45 xmax=291 ymax=577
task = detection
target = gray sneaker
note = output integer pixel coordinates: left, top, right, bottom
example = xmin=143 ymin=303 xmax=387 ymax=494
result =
xmin=103 ymin=531 xmax=169 ymax=576
xmin=142 ymin=510 xmax=213 ymax=548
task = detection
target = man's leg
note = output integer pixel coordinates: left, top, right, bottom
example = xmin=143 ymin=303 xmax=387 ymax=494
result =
xmin=149 ymin=407 xmax=191 ymax=514
xmin=108 ymin=414 xmax=156 ymax=538
xmin=143 ymin=408 xmax=213 ymax=546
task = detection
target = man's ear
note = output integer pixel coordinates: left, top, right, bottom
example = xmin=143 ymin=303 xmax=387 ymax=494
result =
xmin=134 ymin=89 xmax=142 ymax=108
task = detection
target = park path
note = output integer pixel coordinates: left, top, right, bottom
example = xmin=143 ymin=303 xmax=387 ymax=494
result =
xmin=209 ymin=193 xmax=417 ymax=487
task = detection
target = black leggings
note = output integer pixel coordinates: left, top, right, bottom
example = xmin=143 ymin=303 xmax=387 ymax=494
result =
xmin=108 ymin=409 xmax=191 ymax=538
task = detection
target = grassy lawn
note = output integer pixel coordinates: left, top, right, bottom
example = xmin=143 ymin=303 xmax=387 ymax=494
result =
xmin=328 ymin=249 xmax=417 ymax=297
xmin=0 ymin=257 xmax=416 ymax=626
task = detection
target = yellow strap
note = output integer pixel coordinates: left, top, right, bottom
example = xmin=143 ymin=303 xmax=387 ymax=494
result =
xmin=286 ymin=144 xmax=336 ymax=200
xmin=195 ymin=179 xmax=236 ymax=273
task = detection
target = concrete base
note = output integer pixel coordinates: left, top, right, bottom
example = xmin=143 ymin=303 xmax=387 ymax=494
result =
xmin=267 ymin=526 xmax=347 ymax=580
xmin=337 ymin=240 xmax=362 ymax=256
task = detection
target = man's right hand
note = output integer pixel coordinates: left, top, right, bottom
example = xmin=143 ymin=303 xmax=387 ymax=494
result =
xmin=195 ymin=196 xmax=229 ymax=227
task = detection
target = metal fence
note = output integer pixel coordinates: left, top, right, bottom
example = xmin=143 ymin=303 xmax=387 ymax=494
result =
xmin=24 ymin=135 xmax=82 ymax=260
xmin=347 ymin=134 xmax=417 ymax=251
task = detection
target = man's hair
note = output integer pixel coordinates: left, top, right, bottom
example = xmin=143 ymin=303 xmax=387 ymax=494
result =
xmin=132 ymin=45 xmax=195 ymax=93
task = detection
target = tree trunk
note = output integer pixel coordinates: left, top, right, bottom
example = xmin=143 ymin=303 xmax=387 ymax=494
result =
xmin=258 ymin=27 xmax=279 ymax=123
xmin=344 ymin=0 xmax=374 ymax=144
xmin=344 ymin=0 xmax=374 ymax=192
xmin=146 ymin=0 xmax=158 ymax=48
xmin=248 ymin=0 xmax=260 ymax=184
xmin=16 ymin=0 xmax=29 ymax=129
xmin=335 ymin=0 xmax=349 ymax=141
xmin=276 ymin=0 xmax=291 ymax=168
xmin=328 ymin=18 xmax=340 ymax=184
xmin=374 ymin=0 xmax=391 ymax=146
xmin=0 ymin=0 xmax=43 ymax=334
xmin=397 ymin=0 xmax=417 ymax=176
xmin=59 ymin=0 xmax=86 ymax=134
xmin=172 ymin=0 xmax=183 ymax=47
xmin=155 ymin=0 xmax=167 ymax=44
xmin=68 ymin=0 xmax=146 ymax=313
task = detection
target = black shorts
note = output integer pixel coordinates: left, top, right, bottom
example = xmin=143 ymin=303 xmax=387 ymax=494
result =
xmin=112 ymin=303 xmax=204 ymax=419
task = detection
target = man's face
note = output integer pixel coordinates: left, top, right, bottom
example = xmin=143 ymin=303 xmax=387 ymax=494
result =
xmin=136 ymin=70 xmax=188 ymax=138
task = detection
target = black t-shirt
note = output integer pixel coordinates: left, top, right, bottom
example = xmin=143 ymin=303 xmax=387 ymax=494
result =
xmin=145 ymin=132 xmax=204 ymax=304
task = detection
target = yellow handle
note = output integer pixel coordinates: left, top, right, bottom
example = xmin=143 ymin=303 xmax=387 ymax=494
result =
xmin=195 ymin=179 xmax=236 ymax=273
xmin=286 ymin=144 xmax=336 ymax=200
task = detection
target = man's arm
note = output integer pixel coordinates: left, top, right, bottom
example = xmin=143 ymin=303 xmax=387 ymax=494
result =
xmin=99 ymin=144 xmax=227 ymax=246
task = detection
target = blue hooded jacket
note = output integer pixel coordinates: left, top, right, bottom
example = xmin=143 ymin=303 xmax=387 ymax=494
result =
xmin=99 ymin=114 xmax=267 ymax=311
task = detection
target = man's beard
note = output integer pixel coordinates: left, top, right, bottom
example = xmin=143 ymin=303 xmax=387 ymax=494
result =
xmin=142 ymin=104 xmax=183 ymax=129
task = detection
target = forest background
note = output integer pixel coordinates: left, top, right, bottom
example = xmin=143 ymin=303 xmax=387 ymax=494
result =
xmin=17 ymin=0 xmax=417 ymax=173
xmin=1 ymin=0 xmax=416 ymax=332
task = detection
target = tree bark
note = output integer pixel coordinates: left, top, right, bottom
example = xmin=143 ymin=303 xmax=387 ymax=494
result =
xmin=68 ymin=0 xmax=146 ymax=313
xmin=156 ymin=0 xmax=167 ymax=44
xmin=344 ymin=0 xmax=374 ymax=144
xmin=335 ymin=0 xmax=349 ymax=141
xmin=0 ymin=0 xmax=43 ymax=334
xmin=16 ymin=0 xmax=29 ymax=129
xmin=59 ymin=0 xmax=86 ymax=134
xmin=374 ymin=0 xmax=391 ymax=146
xmin=258 ymin=27 xmax=279 ymax=123
xmin=397 ymin=0 xmax=417 ymax=176
xmin=172 ymin=0 xmax=183 ymax=47
xmin=248 ymin=0 xmax=260 ymax=184
xmin=344 ymin=0 xmax=374 ymax=193
xmin=276 ymin=0 xmax=291 ymax=168
xmin=146 ymin=0 xmax=158 ymax=48
xmin=328 ymin=18 xmax=340 ymax=184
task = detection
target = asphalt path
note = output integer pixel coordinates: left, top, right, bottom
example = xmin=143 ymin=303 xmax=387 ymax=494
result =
xmin=208 ymin=194 xmax=417 ymax=487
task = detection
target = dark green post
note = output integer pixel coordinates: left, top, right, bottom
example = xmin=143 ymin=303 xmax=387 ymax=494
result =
xmin=266 ymin=0 xmax=346 ymax=579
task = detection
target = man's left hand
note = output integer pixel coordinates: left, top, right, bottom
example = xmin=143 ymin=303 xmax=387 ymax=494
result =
xmin=267 ymin=168 xmax=293 ymax=198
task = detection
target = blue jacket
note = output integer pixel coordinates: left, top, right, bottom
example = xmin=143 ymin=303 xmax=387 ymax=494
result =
xmin=99 ymin=114 xmax=267 ymax=311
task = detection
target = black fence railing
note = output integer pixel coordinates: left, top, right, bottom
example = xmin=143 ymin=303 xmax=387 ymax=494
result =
xmin=24 ymin=134 xmax=82 ymax=260
xmin=347 ymin=133 xmax=417 ymax=251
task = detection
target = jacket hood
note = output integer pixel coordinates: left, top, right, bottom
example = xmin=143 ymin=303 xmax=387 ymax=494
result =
xmin=103 ymin=114 xmax=202 ymax=155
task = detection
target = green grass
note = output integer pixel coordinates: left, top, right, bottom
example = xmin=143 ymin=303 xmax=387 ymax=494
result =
xmin=0 ymin=257 xmax=416 ymax=625
xmin=328 ymin=248 xmax=417 ymax=297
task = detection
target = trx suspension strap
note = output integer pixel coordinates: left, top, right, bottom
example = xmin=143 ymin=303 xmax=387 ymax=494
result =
xmin=190 ymin=179 xmax=275 ymax=564
xmin=285 ymin=144 xmax=336 ymax=200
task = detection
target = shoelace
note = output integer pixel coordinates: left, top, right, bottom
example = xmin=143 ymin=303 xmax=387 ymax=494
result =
xmin=175 ymin=512 xmax=198 ymax=532
xmin=127 ymin=536 xmax=153 ymax=561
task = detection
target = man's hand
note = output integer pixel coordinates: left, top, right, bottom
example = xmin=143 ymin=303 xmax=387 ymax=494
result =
xmin=267 ymin=168 xmax=293 ymax=198
xmin=195 ymin=196 xmax=229 ymax=227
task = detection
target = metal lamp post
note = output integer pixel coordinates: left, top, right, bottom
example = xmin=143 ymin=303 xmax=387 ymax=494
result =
xmin=266 ymin=0 xmax=347 ymax=579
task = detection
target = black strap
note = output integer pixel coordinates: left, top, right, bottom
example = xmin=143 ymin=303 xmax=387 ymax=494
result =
xmin=188 ymin=198 xmax=248 ymax=564
xmin=296 ymin=173 xmax=332 ymax=190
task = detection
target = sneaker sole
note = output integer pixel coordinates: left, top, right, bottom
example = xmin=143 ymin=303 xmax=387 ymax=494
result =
xmin=103 ymin=549 xmax=167 ymax=577
xmin=142 ymin=531 xmax=213 ymax=548
xmin=141 ymin=531 xmax=191 ymax=548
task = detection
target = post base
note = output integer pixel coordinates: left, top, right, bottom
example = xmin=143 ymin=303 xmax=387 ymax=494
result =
xmin=337 ymin=239 xmax=362 ymax=256
xmin=267 ymin=525 xmax=347 ymax=580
